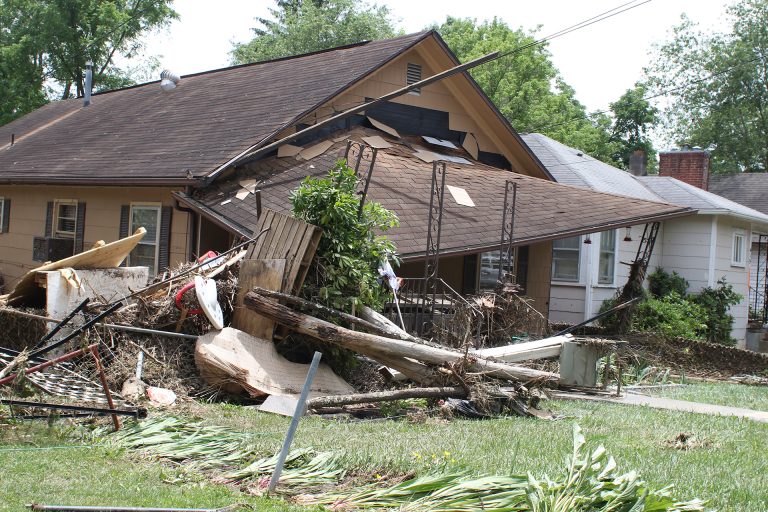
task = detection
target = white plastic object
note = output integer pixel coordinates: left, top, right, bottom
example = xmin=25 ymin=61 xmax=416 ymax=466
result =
xmin=194 ymin=275 xmax=224 ymax=330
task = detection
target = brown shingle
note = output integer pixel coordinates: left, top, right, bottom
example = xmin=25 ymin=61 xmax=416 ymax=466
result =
xmin=0 ymin=32 xmax=430 ymax=184
xmin=191 ymin=128 xmax=695 ymax=259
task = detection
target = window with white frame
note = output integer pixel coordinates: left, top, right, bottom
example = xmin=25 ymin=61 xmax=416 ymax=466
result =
xmin=732 ymin=229 xmax=746 ymax=267
xmin=129 ymin=204 xmax=161 ymax=275
xmin=598 ymin=230 xmax=617 ymax=284
xmin=53 ymin=200 xmax=78 ymax=238
xmin=552 ymin=236 xmax=580 ymax=282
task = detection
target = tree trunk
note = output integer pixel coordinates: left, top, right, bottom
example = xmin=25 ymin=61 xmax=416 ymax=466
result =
xmin=244 ymin=292 xmax=559 ymax=384
xmin=307 ymin=386 xmax=467 ymax=409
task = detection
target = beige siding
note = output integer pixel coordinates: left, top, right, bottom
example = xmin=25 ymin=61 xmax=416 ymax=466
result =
xmin=0 ymin=185 xmax=188 ymax=289
xmin=525 ymin=241 xmax=552 ymax=317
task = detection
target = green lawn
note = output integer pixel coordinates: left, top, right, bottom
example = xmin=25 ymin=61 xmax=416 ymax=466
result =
xmin=646 ymin=382 xmax=768 ymax=411
xmin=2 ymin=384 xmax=767 ymax=511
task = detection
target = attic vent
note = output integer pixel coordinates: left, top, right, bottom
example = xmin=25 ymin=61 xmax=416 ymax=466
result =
xmin=406 ymin=63 xmax=422 ymax=95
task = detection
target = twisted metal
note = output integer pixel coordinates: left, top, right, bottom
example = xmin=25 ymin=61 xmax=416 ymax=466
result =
xmin=344 ymin=140 xmax=379 ymax=218
xmin=497 ymin=180 xmax=518 ymax=284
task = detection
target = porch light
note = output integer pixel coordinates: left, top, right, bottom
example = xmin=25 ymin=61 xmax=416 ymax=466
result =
xmin=624 ymin=227 xmax=632 ymax=242
xmin=584 ymin=234 xmax=592 ymax=244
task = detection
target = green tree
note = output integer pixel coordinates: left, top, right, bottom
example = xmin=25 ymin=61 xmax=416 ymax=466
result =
xmin=646 ymin=0 xmax=768 ymax=172
xmin=436 ymin=17 xmax=618 ymax=164
xmin=608 ymin=84 xmax=658 ymax=170
xmin=231 ymin=0 xmax=398 ymax=64
xmin=0 ymin=0 xmax=177 ymax=125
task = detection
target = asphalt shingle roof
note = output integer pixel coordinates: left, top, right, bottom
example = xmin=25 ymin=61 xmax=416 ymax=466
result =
xmin=0 ymin=32 xmax=430 ymax=184
xmin=637 ymin=176 xmax=768 ymax=223
xmin=188 ymin=128 xmax=694 ymax=259
xmin=709 ymin=173 xmax=768 ymax=215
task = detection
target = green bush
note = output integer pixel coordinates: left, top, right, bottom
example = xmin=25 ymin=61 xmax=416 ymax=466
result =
xmin=648 ymin=267 xmax=688 ymax=298
xmin=692 ymin=277 xmax=743 ymax=345
xmin=291 ymin=160 xmax=399 ymax=311
xmin=632 ymin=292 xmax=708 ymax=339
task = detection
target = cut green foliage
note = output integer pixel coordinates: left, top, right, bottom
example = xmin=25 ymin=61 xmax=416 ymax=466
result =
xmin=220 ymin=447 xmax=345 ymax=490
xmin=291 ymin=160 xmax=399 ymax=312
xmin=99 ymin=416 xmax=261 ymax=471
xmin=301 ymin=426 xmax=705 ymax=511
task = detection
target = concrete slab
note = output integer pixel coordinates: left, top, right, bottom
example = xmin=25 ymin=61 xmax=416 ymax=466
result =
xmin=553 ymin=390 xmax=768 ymax=423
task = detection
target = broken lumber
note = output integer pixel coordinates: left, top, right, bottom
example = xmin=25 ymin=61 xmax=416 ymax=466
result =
xmin=243 ymin=292 xmax=559 ymax=384
xmin=475 ymin=335 xmax=570 ymax=362
xmin=307 ymin=386 xmax=467 ymax=409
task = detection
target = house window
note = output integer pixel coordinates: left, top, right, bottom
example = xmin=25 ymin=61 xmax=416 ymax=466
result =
xmin=54 ymin=200 xmax=78 ymax=238
xmin=479 ymin=250 xmax=502 ymax=290
xmin=0 ymin=197 xmax=5 ymax=233
xmin=732 ymin=229 xmax=746 ymax=267
xmin=129 ymin=204 xmax=161 ymax=275
xmin=406 ymin=63 xmax=421 ymax=95
xmin=552 ymin=236 xmax=580 ymax=282
xmin=598 ymin=230 xmax=617 ymax=284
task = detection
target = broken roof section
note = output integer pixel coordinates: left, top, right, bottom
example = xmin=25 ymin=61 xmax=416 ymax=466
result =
xmin=0 ymin=32 xmax=431 ymax=185
xmin=179 ymin=127 xmax=695 ymax=260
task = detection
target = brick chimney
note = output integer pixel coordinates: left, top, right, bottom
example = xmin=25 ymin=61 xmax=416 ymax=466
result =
xmin=628 ymin=149 xmax=647 ymax=176
xmin=658 ymin=146 xmax=710 ymax=190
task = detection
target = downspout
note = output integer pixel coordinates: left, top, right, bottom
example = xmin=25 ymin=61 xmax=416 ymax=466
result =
xmin=175 ymin=187 xmax=199 ymax=261
xmin=583 ymin=237 xmax=594 ymax=321
xmin=708 ymin=216 xmax=717 ymax=287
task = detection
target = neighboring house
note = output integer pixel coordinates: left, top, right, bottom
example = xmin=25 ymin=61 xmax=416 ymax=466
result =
xmin=523 ymin=134 xmax=768 ymax=343
xmin=709 ymin=173 xmax=768 ymax=321
xmin=0 ymin=31 xmax=691 ymax=324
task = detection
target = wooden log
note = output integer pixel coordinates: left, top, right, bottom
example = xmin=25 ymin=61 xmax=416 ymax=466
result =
xmin=307 ymin=386 xmax=467 ymax=409
xmin=244 ymin=292 xmax=559 ymax=384
xmin=359 ymin=305 xmax=421 ymax=342
xmin=250 ymin=286 xmax=395 ymax=338
xmin=363 ymin=350 xmax=439 ymax=385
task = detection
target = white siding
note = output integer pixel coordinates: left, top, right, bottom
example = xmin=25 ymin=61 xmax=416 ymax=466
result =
xmin=659 ymin=216 xmax=713 ymax=292
xmin=714 ymin=219 xmax=752 ymax=343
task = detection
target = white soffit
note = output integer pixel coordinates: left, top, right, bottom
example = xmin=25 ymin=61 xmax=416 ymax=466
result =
xmin=447 ymin=185 xmax=475 ymax=207
xmin=367 ymin=116 xmax=400 ymax=138
xmin=422 ymin=135 xmax=457 ymax=149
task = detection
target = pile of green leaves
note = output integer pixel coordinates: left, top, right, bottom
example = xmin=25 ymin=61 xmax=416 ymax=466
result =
xmin=291 ymin=160 xmax=399 ymax=312
xmin=220 ymin=447 xmax=345 ymax=490
xmin=300 ymin=426 xmax=705 ymax=511
xmin=632 ymin=292 xmax=709 ymax=341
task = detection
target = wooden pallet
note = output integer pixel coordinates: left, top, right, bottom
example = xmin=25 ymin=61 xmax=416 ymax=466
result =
xmin=245 ymin=208 xmax=322 ymax=295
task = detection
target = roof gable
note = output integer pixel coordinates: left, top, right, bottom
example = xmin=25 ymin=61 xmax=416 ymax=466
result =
xmin=0 ymin=32 xmax=430 ymax=185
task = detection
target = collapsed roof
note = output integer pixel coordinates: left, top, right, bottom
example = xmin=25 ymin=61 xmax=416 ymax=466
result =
xmin=177 ymin=126 xmax=695 ymax=260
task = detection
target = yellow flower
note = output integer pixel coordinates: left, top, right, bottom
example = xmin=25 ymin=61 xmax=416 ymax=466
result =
xmin=443 ymin=451 xmax=451 ymax=458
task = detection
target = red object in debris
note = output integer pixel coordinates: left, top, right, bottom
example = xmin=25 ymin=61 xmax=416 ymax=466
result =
xmin=198 ymin=250 xmax=218 ymax=263
xmin=175 ymin=282 xmax=203 ymax=315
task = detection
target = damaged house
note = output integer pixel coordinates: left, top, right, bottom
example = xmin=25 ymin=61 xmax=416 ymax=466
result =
xmin=523 ymin=134 xmax=768 ymax=344
xmin=0 ymin=30 xmax=693 ymax=324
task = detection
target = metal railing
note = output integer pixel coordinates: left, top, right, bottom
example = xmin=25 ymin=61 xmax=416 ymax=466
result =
xmin=383 ymin=277 xmax=480 ymax=337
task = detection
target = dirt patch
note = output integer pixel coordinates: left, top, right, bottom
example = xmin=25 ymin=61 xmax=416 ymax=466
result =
xmin=664 ymin=432 xmax=713 ymax=450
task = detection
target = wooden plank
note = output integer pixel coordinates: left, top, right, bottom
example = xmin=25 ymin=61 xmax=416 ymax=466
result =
xmin=231 ymin=259 xmax=286 ymax=340
xmin=7 ymin=228 xmax=146 ymax=306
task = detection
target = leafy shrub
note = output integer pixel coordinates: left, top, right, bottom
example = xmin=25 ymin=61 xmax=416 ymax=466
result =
xmin=291 ymin=160 xmax=399 ymax=311
xmin=692 ymin=277 xmax=742 ymax=345
xmin=648 ymin=267 xmax=688 ymax=298
xmin=632 ymin=292 xmax=708 ymax=339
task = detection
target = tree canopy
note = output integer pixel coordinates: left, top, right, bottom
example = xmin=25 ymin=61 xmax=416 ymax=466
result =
xmin=646 ymin=0 xmax=768 ymax=173
xmin=435 ymin=17 xmax=620 ymax=165
xmin=231 ymin=0 xmax=398 ymax=65
xmin=0 ymin=0 xmax=177 ymax=126
xmin=608 ymin=84 xmax=659 ymax=170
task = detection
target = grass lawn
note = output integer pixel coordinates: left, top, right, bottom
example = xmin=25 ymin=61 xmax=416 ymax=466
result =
xmin=2 ymin=383 xmax=767 ymax=511
xmin=647 ymin=382 xmax=768 ymax=411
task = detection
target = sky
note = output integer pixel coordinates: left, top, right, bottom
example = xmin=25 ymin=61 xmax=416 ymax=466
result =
xmin=141 ymin=0 xmax=733 ymax=113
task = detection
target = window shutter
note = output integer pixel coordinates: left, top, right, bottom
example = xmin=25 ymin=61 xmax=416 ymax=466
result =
xmin=158 ymin=206 xmax=173 ymax=272
xmin=74 ymin=202 xmax=86 ymax=254
xmin=1 ymin=199 xmax=10 ymax=233
xmin=45 ymin=202 xmax=54 ymax=237
xmin=119 ymin=205 xmax=130 ymax=239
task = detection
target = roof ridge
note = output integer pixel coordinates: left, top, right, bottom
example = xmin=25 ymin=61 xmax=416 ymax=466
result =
xmin=91 ymin=30 xmax=433 ymax=98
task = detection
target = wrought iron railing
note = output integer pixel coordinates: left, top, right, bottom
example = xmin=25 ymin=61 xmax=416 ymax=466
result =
xmin=383 ymin=277 xmax=480 ymax=337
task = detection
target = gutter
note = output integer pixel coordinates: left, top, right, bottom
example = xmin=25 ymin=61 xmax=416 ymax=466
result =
xmin=694 ymin=208 xmax=768 ymax=227
xmin=0 ymin=177 xmax=199 ymax=187
xmin=172 ymin=191 xmax=250 ymax=237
